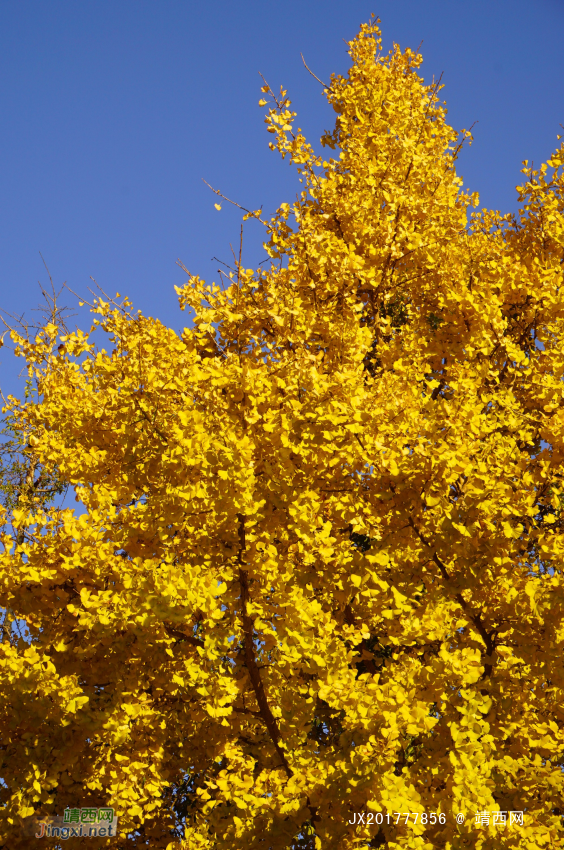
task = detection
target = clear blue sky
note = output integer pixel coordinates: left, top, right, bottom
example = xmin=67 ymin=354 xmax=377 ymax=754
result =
xmin=0 ymin=0 xmax=563 ymax=396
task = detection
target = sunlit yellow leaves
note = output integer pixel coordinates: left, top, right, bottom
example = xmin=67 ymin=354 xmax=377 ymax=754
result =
xmin=66 ymin=696 xmax=89 ymax=714
xmin=1 ymin=15 xmax=564 ymax=850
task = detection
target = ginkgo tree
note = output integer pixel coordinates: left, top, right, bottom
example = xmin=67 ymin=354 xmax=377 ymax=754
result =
xmin=1 ymin=17 xmax=564 ymax=850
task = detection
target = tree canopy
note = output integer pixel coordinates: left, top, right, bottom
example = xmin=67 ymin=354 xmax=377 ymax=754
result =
xmin=1 ymin=18 xmax=564 ymax=850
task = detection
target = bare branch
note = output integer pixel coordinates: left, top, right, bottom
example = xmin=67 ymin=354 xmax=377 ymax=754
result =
xmin=237 ymin=224 xmax=244 ymax=284
xmin=163 ymin=623 xmax=204 ymax=650
xmin=87 ymin=278 xmax=130 ymax=315
xmin=237 ymin=513 xmax=292 ymax=778
xmin=202 ymin=179 xmax=267 ymax=226
xmin=300 ymin=53 xmax=328 ymax=89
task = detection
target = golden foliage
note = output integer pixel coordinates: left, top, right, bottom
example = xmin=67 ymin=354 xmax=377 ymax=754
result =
xmin=1 ymin=18 xmax=564 ymax=850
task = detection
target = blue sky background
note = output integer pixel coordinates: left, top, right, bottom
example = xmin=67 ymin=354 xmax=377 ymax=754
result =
xmin=0 ymin=0 xmax=563 ymax=397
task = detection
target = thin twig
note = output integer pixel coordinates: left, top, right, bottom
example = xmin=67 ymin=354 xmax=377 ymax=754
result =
xmin=202 ymin=179 xmax=267 ymax=225
xmin=300 ymin=53 xmax=328 ymax=88
xmin=64 ymin=285 xmax=96 ymax=310
xmin=258 ymin=73 xmax=287 ymax=111
xmin=87 ymin=278 xmax=130 ymax=315
xmin=176 ymin=259 xmax=192 ymax=277
xmin=238 ymin=224 xmax=244 ymax=284
xmin=212 ymin=257 xmax=237 ymax=274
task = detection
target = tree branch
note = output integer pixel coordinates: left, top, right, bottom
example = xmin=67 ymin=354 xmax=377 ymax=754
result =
xmin=408 ymin=516 xmax=495 ymax=679
xmin=237 ymin=513 xmax=292 ymax=777
xmin=300 ymin=53 xmax=328 ymax=88
xmin=163 ymin=623 xmax=204 ymax=649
